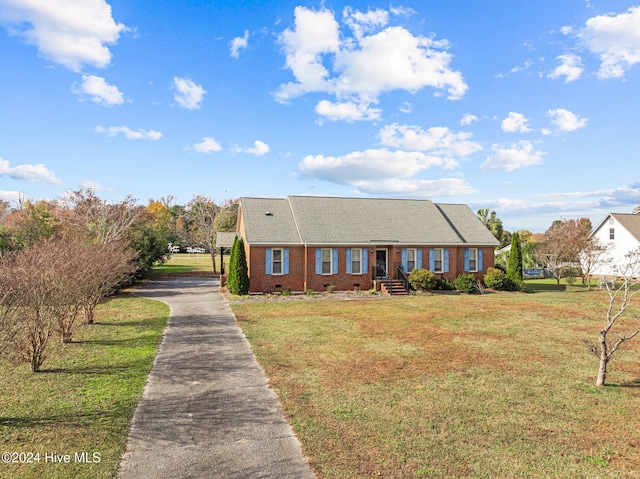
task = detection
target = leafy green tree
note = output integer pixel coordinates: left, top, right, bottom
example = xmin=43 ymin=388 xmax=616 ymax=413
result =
xmin=477 ymin=208 xmax=504 ymax=242
xmin=11 ymin=200 xmax=59 ymax=247
xmin=507 ymin=231 xmax=523 ymax=283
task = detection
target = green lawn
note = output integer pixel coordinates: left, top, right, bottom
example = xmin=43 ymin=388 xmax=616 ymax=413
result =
xmin=152 ymin=252 xmax=226 ymax=275
xmin=0 ymin=296 xmax=169 ymax=479
xmin=232 ymin=288 xmax=640 ymax=478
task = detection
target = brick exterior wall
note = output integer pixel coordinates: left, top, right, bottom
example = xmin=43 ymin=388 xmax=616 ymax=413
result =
xmin=245 ymin=243 xmax=496 ymax=293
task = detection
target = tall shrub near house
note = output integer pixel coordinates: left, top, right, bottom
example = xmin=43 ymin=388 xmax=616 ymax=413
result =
xmin=227 ymin=236 xmax=239 ymax=293
xmin=228 ymin=237 xmax=249 ymax=295
xmin=507 ymin=231 xmax=523 ymax=283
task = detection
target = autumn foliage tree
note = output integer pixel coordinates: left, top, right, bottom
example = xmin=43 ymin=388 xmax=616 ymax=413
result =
xmin=537 ymin=218 xmax=592 ymax=284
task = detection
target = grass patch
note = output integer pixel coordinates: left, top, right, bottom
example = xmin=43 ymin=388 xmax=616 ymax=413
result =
xmin=232 ymin=289 xmax=640 ymax=478
xmin=0 ymin=295 xmax=169 ymax=479
xmin=152 ymin=253 xmax=218 ymax=274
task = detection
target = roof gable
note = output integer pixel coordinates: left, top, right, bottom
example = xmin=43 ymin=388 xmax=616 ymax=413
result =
xmin=612 ymin=213 xmax=640 ymax=242
xmin=592 ymin=213 xmax=640 ymax=243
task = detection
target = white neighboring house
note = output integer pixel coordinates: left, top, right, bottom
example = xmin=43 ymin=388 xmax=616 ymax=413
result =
xmin=590 ymin=213 xmax=640 ymax=276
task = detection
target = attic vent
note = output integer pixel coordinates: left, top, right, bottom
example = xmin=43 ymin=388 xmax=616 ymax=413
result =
xmin=265 ymin=211 xmax=273 ymax=216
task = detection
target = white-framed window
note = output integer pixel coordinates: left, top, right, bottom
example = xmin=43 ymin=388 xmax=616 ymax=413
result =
xmin=321 ymin=248 xmax=332 ymax=274
xmin=434 ymin=248 xmax=443 ymax=273
xmin=351 ymin=248 xmax=362 ymax=274
xmin=406 ymin=248 xmax=416 ymax=272
xmin=609 ymin=228 xmax=615 ymax=240
xmin=468 ymin=248 xmax=478 ymax=272
xmin=272 ymin=248 xmax=283 ymax=275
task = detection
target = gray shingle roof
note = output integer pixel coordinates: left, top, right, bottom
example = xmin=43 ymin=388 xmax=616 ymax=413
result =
xmin=239 ymin=198 xmax=301 ymax=244
xmin=239 ymin=196 xmax=499 ymax=246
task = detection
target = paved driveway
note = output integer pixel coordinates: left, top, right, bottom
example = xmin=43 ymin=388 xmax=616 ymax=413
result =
xmin=117 ymin=276 xmax=315 ymax=479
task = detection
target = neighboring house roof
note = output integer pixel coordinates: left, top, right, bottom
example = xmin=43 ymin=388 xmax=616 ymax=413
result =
xmin=239 ymin=196 xmax=499 ymax=246
xmin=591 ymin=213 xmax=640 ymax=242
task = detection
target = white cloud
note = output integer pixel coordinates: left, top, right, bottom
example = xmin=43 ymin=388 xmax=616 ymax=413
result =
xmin=0 ymin=190 xmax=23 ymax=202
xmin=233 ymin=140 xmax=270 ymax=156
xmin=460 ymin=113 xmax=478 ymax=126
xmin=398 ymin=102 xmax=412 ymax=114
xmin=78 ymin=179 xmax=110 ymax=191
xmin=573 ymin=6 xmax=640 ymax=78
xmin=547 ymin=108 xmax=588 ymax=132
xmin=481 ymin=141 xmax=545 ymax=171
xmin=191 ymin=137 xmax=222 ymax=153
xmin=350 ymin=177 xmax=476 ymax=197
xmin=173 ymin=77 xmax=206 ymax=110
xmin=275 ymin=6 xmax=467 ymax=119
xmin=343 ymin=6 xmax=389 ymax=39
xmin=95 ymin=126 xmax=162 ymax=140
xmin=299 ymin=148 xmax=448 ymax=185
xmin=0 ymin=157 xmax=62 ymax=184
xmin=501 ymin=112 xmax=531 ymax=133
xmin=230 ymin=30 xmax=249 ymax=59
xmin=378 ymin=124 xmax=481 ymax=159
xmin=72 ymin=74 xmax=124 ymax=107
xmin=315 ymin=99 xmax=381 ymax=122
xmin=0 ymin=0 xmax=127 ymax=71
xmin=475 ymin=181 xmax=640 ymax=231
xmin=245 ymin=140 xmax=270 ymax=156
xmin=548 ymin=54 xmax=584 ymax=82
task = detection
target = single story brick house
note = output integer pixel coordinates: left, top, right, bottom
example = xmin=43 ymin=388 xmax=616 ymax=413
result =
xmin=236 ymin=196 xmax=499 ymax=294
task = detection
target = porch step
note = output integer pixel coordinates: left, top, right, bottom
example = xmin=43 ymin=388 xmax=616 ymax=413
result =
xmin=380 ymin=279 xmax=409 ymax=296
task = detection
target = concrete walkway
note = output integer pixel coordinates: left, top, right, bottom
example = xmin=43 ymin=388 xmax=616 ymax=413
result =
xmin=117 ymin=276 xmax=315 ymax=479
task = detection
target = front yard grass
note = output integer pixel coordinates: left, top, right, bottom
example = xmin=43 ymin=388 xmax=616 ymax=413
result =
xmin=152 ymin=252 xmax=227 ymax=275
xmin=232 ymin=289 xmax=640 ymax=478
xmin=0 ymin=295 xmax=169 ymax=479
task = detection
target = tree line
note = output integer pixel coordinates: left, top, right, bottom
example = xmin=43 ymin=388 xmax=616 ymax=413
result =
xmin=0 ymin=190 xmax=238 ymax=372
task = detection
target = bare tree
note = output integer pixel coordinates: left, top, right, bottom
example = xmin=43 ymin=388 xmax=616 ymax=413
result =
xmin=60 ymin=189 xmax=143 ymax=243
xmin=584 ymin=248 xmax=640 ymax=386
xmin=185 ymin=195 xmax=219 ymax=273
xmin=0 ymin=242 xmax=68 ymax=371
xmin=77 ymin=241 xmax=138 ymax=324
xmin=578 ymin=238 xmax=611 ymax=290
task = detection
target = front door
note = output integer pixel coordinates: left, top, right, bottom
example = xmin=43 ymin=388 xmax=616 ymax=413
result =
xmin=376 ymin=249 xmax=388 ymax=278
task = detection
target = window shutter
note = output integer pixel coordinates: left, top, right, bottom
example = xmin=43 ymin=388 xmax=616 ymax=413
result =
xmin=401 ymin=248 xmax=407 ymax=272
xmin=283 ymin=248 xmax=289 ymax=274
xmin=417 ymin=249 xmax=423 ymax=269
xmin=464 ymin=249 xmax=469 ymax=272
xmin=429 ymin=248 xmax=435 ymax=271
xmin=346 ymin=249 xmax=352 ymax=274
xmin=444 ymin=248 xmax=450 ymax=273
xmin=478 ymin=249 xmax=483 ymax=271
xmin=265 ymin=248 xmax=272 ymax=275
xmin=362 ymin=249 xmax=368 ymax=273
xmin=315 ymin=248 xmax=321 ymax=275
xmin=332 ymin=248 xmax=338 ymax=274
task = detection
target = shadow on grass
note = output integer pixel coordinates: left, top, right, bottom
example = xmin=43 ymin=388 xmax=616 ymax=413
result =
xmin=0 ymin=408 xmax=130 ymax=429
xmin=40 ymin=358 xmax=151 ymax=375
xmin=616 ymin=379 xmax=640 ymax=388
xmin=526 ymin=283 xmax=567 ymax=293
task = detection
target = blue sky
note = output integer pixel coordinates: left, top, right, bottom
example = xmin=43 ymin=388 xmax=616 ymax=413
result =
xmin=1 ymin=0 xmax=639 ymax=232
